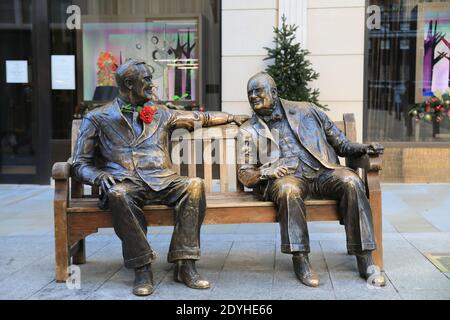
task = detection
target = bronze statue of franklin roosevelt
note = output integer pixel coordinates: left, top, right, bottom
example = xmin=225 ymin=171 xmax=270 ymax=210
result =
xmin=237 ymin=72 xmax=385 ymax=288
xmin=72 ymin=59 xmax=247 ymax=296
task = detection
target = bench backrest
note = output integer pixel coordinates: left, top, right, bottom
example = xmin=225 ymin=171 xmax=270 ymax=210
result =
xmin=70 ymin=113 xmax=356 ymax=196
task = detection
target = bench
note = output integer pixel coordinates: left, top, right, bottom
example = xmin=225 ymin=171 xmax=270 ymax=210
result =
xmin=52 ymin=114 xmax=383 ymax=282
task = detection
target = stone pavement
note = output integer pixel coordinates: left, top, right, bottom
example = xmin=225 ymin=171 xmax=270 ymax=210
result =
xmin=0 ymin=183 xmax=449 ymax=300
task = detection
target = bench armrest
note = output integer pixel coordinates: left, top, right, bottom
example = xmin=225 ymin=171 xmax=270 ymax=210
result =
xmin=52 ymin=162 xmax=71 ymax=180
xmin=346 ymin=154 xmax=382 ymax=172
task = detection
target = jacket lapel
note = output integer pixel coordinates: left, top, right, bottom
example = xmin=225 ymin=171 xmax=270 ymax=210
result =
xmin=250 ymin=114 xmax=279 ymax=148
xmin=105 ymin=100 xmax=135 ymax=144
xmin=281 ymin=99 xmax=312 ymax=148
xmin=281 ymin=99 xmax=334 ymax=168
xmin=134 ymin=108 xmax=161 ymax=146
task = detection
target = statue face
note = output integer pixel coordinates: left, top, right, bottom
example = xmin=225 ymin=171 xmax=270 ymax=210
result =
xmin=126 ymin=64 xmax=154 ymax=105
xmin=247 ymin=77 xmax=277 ymax=117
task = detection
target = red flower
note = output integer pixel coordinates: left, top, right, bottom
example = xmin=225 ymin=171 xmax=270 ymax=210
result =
xmin=139 ymin=105 xmax=157 ymax=124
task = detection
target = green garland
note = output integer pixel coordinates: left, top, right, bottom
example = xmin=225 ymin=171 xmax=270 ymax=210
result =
xmin=409 ymin=92 xmax=450 ymax=123
xmin=121 ymin=101 xmax=156 ymax=114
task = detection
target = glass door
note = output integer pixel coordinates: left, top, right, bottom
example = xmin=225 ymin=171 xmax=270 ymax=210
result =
xmin=0 ymin=0 xmax=51 ymax=184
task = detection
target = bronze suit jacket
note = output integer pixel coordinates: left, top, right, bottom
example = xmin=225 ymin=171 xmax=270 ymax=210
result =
xmin=72 ymin=98 xmax=232 ymax=191
xmin=237 ymin=98 xmax=365 ymax=197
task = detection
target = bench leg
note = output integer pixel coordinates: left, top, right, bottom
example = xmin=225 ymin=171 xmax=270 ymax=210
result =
xmin=72 ymin=239 xmax=86 ymax=265
xmin=369 ymin=179 xmax=383 ymax=271
xmin=55 ymin=247 xmax=70 ymax=282
xmin=54 ymin=180 xmax=70 ymax=282
xmin=54 ymin=223 xmax=70 ymax=282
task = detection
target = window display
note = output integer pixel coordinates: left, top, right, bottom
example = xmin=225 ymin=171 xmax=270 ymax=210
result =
xmin=80 ymin=18 xmax=200 ymax=106
xmin=367 ymin=0 xmax=450 ymax=142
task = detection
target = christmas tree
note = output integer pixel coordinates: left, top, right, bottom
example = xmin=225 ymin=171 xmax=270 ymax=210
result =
xmin=264 ymin=15 xmax=326 ymax=109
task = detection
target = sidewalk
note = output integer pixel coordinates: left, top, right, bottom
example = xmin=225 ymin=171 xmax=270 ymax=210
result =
xmin=0 ymin=183 xmax=449 ymax=300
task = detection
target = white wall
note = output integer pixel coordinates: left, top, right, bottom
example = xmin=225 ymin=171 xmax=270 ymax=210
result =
xmin=221 ymin=0 xmax=278 ymax=115
xmin=306 ymin=0 xmax=366 ymax=142
xmin=221 ymin=0 xmax=366 ymax=142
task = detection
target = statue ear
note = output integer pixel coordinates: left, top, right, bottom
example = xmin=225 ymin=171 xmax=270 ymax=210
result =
xmin=124 ymin=78 xmax=133 ymax=91
xmin=272 ymin=88 xmax=278 ymax=98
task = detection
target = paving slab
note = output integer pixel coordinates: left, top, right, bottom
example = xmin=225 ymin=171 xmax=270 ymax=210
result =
xmin=320 ymin=240 xmax=401 ymax=300
xmin=0 ymin=183 xmax=450 ymax=300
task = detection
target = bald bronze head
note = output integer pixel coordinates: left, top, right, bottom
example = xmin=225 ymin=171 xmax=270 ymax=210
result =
xmin=247 ymin=72 xmax=279 ymax=117
xmin=115 ymin=59 xmax=154 ymax=106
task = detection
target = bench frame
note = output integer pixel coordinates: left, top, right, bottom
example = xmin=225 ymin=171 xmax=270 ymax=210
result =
xmin=52 ymin=114 xmax=383 ymax=282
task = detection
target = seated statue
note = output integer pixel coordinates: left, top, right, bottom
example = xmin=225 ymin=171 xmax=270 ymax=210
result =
xmin=72 ymin=59 xmax=247 ymax=296
xmin=237 ymin=72 xmax=385 ymax=288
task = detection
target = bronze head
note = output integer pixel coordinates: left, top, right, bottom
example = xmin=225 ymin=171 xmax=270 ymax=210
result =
xmin=115 ymin=59 xmax=154 ymax=106
xmin=247 ymin=72 xmax=279 ymax=117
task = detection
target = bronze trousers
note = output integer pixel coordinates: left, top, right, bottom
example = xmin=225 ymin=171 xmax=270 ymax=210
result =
xmin=105 ymin=176 xmax=206 ymax=268
xmin=267 ymin=168 xmax=376 ymax=255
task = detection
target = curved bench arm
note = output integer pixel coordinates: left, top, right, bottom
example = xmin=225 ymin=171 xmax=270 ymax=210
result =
xmin=52 ymin=162 xmax=71 ymax=180
xmin=346 ymin=154 xmax=382 ymax=172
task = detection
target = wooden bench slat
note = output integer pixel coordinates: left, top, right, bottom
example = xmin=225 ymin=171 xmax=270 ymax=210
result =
xmin=219 ymin=137 xmax=228 ymax=192
xmin=203 ymin=138 xmax=213 ymax=192
xmin=68 ymin=194 xmax=338 ymax=212
xmin=67 ymin=200 xmax=340 ymax=232
xmin=188 ymin=138 xmax=196 ymax=177
xmin=171 ymin=140 xmax=181 ymax=175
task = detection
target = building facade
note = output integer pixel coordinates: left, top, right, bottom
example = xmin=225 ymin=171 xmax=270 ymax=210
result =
xmin=0 ymin=0 xmax=449 ymax=184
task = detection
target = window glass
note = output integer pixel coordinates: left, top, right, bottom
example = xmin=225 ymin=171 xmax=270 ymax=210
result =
xmin=367 ymin=0 xmax=450 ymax=142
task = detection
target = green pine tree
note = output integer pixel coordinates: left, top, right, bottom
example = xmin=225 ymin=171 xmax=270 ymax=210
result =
xmin=264 ymin=15 xmax=327 ymax=110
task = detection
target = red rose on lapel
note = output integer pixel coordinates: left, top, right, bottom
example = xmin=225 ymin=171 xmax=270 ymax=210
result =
xmin=139 ymin=105 xmax=157 ymax=124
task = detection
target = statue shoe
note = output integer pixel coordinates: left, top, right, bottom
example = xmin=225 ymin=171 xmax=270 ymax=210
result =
xmin=174 ymin=260 xmax=210 ymax=289
xmin=133 ymin=264 xmax=155 ymax=296
xmin=292 ymin=254 xmax=320 ymax=288
xmin=356 ymin=252 xmax=386 ymax=287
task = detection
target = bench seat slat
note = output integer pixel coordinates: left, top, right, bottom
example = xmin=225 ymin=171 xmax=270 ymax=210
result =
xmin=66 ymin=193 xmax=340 ymax=232
xmin=68 ymin=193 xmax=338 ymax=211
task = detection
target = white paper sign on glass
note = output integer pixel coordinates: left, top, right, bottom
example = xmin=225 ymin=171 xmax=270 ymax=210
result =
xmin=6 ymin=60 xmax=28 ymax=84
xmin=51 ymin=55 xmax=76 ymax=90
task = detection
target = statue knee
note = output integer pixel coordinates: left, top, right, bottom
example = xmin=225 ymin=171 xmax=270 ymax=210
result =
xmin=186 ymin=177 xmax=205 ymax=198
xmin=107 ymin=184 xmax=128 ymax=201
xmin=341 ymin=174 xmax=364 ymax=192
xmin=277 ymin=182 xmax=303 ymax=200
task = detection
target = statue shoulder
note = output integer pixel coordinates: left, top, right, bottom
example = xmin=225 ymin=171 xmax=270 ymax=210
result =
xmin=280 ymin=98 xmax=316 ymax=116
xmin=281 ymin=98 xmax=312 ymax=108
xmin=83 ymin=102 xmax=115 ymax=121
xmin=238 ymin=116 xmax=255 ymax=132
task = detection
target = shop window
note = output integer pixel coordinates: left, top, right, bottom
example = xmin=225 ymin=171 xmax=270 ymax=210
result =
xmin=366 ymin=0 xmax=450 ymax=143
xmin=80 ymin=19 xmax=200 ymax=108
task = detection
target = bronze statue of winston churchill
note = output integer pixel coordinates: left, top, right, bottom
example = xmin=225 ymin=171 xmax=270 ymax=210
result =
xmin=72 ymin=59 xmax=247 ymax=296
xmin=238 ymin=72 xmax=385 ymax=288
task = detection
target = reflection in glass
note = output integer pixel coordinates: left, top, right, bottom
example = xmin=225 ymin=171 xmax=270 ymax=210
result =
xmin=367 ymin=0 xmax=450 ymax=142
xmin=82 ymin=20 xmax=199 ymax=104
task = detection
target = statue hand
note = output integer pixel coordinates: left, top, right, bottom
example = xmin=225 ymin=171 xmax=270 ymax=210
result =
xmin=231 ymin=115 xmax=250 ymax=126
xmin=365 ymin=143 xmax=384 ymax=155
xmin=96 ymin=173 xmax=117 ymax=191
xmin=261 ymin=166 xmax=289 ymax=180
